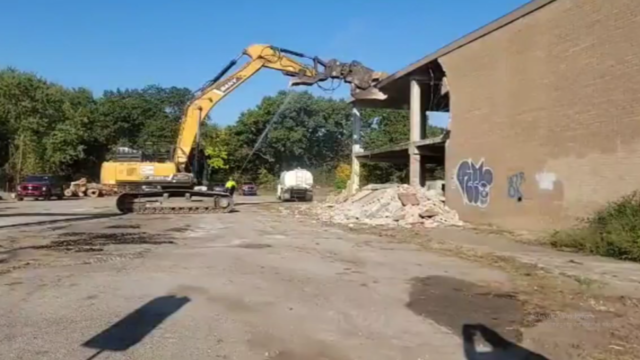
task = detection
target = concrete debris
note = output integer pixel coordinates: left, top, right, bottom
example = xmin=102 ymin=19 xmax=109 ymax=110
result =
xmin=292 ymin=184 xmax=463 ymax=228
xmin=419 ymin=209 xmax=439 ymax=219
xmin=398 ymin=192 xmax=420 ymax=206
xmin=324 ymin=191 xmax=350 ymax=205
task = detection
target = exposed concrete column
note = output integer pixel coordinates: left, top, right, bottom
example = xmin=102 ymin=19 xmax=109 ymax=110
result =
xmin=410 ymin=79 xmax=428 ymax=142
xmin=348 ymin=107 xmax=362 ymax=195
xmin=409 ymin=79 xmax=426 ymax=187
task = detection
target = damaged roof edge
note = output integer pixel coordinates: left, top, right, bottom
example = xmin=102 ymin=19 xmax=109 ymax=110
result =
xmin=373 ymin=0 xmax=557 ymax=89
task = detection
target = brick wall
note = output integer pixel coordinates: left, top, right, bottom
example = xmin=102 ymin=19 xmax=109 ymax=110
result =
xmin=440 ymin=0 xmax=640 ymax=230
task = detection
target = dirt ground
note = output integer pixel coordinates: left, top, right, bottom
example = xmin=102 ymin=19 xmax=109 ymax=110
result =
xmin=1 ymin=196 xmax=640 ymax=359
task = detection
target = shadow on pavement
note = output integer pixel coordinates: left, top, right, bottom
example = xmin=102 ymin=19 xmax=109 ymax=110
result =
xmin=406 ymin=276 xmax=552 ymax=359
xmin=8 ymin=197 xmax=84 ymax=202
xmin=234 ymin=200 xmax=282 ymax=206
xmin=406 ymin=276 xmax=525 ymax=343
xmin=0 ymin=213 xmax=123 ymax=230
xmin=82 ymin=295 xmax=191 ymax=360
xmin=0 ymin=212 xmax=118 ymax=218
xmin=462 ymin=323 xmax=550 ymax=359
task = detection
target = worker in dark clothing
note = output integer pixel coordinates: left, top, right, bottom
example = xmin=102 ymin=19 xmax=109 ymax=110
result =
xmin=225 ymin=178 xmax=237 ymax=197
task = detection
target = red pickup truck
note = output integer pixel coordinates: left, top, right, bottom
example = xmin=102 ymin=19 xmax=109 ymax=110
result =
xmin=16 ymin=175 xmax=65 ymax=201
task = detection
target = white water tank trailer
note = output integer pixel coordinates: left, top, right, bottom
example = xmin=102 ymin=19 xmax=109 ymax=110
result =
xmin=277 ymin=168 xmax=314 ymax=202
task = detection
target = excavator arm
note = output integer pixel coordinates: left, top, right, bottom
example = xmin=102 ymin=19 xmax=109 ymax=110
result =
xmin=173 ymin=44 xmax=387 ymax=170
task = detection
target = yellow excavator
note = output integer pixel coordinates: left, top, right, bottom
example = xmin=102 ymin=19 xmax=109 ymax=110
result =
xmin=108 ymin=44 xmax=387 ymax=214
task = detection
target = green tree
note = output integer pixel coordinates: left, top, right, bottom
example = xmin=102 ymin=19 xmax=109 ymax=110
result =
xmin=203 ymin=123 xmax=231 ymax=171
xmin=0 ymin=67 xmax=194 ymax=183
xmin=95 ymin=85 xmax=192 ymax=157
xmin=0 ymin=68 xmax=98 ymax=180
xmin=218 ymin=90 xmax=353 ymax=181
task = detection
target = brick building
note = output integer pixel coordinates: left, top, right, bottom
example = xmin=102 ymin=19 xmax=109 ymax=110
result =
xmin=352 ymin=0 xmax=640 ymax=231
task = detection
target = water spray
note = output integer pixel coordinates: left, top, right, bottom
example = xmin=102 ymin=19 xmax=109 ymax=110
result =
xmin=239 ymin=87 xmax=296 ymax=174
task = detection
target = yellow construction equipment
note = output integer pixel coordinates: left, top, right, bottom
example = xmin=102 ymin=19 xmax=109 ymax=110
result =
xmin=107 ymin=44 xmax=387 ymax=214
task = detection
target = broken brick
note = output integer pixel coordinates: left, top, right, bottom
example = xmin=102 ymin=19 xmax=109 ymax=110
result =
xmin=398 ymin=193 xmax=420 ymax=206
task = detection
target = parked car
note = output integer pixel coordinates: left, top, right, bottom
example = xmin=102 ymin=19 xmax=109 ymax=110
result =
xmin=16 ymin=174 xmax=65 ymax=201
xmin=240 ymin=182 xmax=258 ymax=196
xmin=210 ymin=183 xmax=226 ymax=192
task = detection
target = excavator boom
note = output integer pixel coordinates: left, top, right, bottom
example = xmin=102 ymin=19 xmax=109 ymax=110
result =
xmin=174 ymin=44 xmax=386 ymax=169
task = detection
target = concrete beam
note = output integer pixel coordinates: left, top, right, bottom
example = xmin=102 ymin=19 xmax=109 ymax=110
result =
xmin=356 ymin=157 xmax=408 ymax=164
xmin=414 ymin=135 xmax=445 ymax=147
xmin=415 ymin=146 xmax=442 ymax=157
xmin=361 ymin=142 xmax=411 ymax=155
xmin=354 ymin=135 xmax=446 ymax=163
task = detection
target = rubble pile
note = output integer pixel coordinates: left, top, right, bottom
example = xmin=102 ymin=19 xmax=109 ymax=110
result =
xmin=307 ymin=184 xmax=463 ymax=228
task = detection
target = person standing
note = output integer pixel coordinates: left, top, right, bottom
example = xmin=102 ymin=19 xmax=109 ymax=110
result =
xmin=225 ymin=177 xmax=237 ymax=197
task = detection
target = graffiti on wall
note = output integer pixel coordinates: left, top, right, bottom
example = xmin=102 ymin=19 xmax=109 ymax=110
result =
xmin=507 ymin=172 xmax=525 ymax=202
xmin=456 ymin=159 xmax=494 ymax=208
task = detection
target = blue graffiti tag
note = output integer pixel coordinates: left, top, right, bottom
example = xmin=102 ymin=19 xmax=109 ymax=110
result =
xmin=507 ymin=172 xmax=525 ymax=202
xmin=456 ymin=159 xmax=494 ymax=208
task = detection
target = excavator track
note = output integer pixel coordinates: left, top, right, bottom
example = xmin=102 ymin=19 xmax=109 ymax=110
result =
xmin=116 ymin=190 xmax=234 ymax=215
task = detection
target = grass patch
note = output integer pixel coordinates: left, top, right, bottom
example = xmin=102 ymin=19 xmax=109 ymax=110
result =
xmin=548 ymin=191 xmax=640 ymax=262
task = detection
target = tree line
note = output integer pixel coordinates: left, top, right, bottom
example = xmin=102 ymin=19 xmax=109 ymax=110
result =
xmin=0 ymin=67 xmax=445 ymax=190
